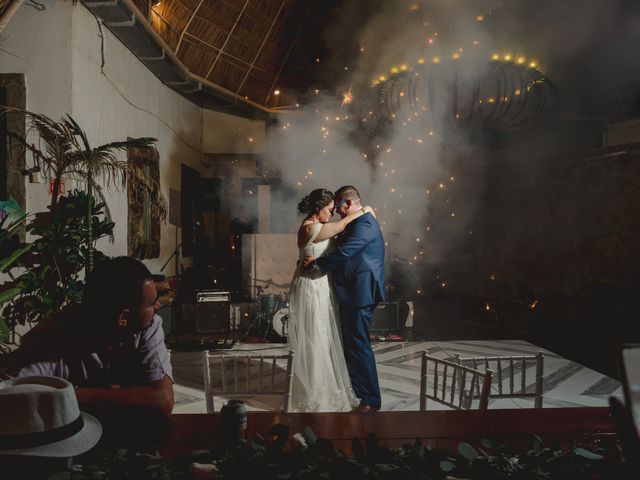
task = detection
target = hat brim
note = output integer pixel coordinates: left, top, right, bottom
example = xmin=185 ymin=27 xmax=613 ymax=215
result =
xmin=0 ymin=412 xmax=102 ymax=457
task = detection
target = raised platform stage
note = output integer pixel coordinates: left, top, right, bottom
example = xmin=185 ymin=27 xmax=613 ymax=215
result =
xmin=171 ymin=339 xmax=621 ymax=414
xmin=165 ymin=407 xmax=616 ymax=457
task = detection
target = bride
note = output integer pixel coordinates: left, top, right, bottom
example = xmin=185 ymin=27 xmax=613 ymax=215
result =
xmin=288 ymin=188 xmax=373 ymax=412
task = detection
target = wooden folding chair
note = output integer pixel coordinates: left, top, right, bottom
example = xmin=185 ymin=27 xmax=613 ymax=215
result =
xmin=453 ymin=351 xmax=545 ymax=408
xmin=420 ymin=352 xmax=493 ymax=410
xmin=202 ymin=350 xmax=295 ymax=413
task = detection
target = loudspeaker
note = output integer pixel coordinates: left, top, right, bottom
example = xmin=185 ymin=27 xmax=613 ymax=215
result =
xmin=181 ymin=303 xmax=230 ymax=333
xmin=230 ymin=302 xmax=255 ymax=330
xmin=371 ymin=302 xmax=401 ymax=333
xmin=199 ymin=178 xmax=221 ymax=213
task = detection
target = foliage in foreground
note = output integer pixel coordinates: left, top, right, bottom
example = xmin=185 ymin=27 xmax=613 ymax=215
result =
xmin=46 ymin=426 xmax=623 ymax=480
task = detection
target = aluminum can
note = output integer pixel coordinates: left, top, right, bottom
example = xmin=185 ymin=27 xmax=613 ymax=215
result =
xmin=220 ymin=399 xmax=247 ymax=446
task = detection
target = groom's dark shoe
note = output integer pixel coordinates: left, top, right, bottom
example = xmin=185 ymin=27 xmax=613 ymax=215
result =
xmin=353 ymin=404 xmax=378 ymax=413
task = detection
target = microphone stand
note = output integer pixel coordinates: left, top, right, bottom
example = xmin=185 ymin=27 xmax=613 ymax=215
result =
xmin=160 ymin=241 xmax=183 ymax=274
xmin=160 ymin=228 xmax=183 ymax=347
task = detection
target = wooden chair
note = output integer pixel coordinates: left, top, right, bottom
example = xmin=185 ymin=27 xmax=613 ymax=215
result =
xmin=202 ymin=350 xmax=295 ymax=413
xmin=420 ymin=352 xmax=493 ymax=411
xmin=453 ymin=351 xmax=544 ymax=408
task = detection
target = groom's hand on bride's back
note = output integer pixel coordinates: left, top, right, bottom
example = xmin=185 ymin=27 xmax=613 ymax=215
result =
xmin=302 ymin=256 xmax=318 ymax=273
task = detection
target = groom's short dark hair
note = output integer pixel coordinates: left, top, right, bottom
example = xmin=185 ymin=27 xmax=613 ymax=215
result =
xmin=335 ymin=185 xmax=361 ymax=203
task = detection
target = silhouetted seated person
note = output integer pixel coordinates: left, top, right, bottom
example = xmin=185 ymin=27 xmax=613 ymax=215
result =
xmin=4 ymin=256 xmax=174 ymax=447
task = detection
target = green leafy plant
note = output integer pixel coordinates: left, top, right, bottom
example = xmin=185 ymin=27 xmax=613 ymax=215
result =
xmin=61 ymin=114 xmax=165 ymax=271
xmin=0 ymin=211 xmax=31 ymax=344
xmin=46 ymin=427 xmax=621 ymax=480
xmin=1 ymin=190 xmax=114 ymax=331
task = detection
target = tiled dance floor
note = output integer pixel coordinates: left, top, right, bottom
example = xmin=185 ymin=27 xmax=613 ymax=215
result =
xmin=171 ymin=340 xmax=621 ymax=414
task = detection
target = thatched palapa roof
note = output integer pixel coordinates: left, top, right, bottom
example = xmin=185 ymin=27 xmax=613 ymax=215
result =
xmin=141 ymin=0 xmax=329 ymax=112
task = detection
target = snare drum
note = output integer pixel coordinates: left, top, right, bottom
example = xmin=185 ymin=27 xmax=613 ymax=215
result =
xmin=272 ymin=308 xmax=289 ymax=339
xmin=259 ymin=294 xmax=279 ymax=315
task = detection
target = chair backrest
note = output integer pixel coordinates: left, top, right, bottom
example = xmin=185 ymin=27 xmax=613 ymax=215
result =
xmin=420 ymin=352 xmax=493 ymax=411
xmin=453 ymin=351 xmax=544 ymax=408
xmin=202 ymin=350 xmax=295 ymax=413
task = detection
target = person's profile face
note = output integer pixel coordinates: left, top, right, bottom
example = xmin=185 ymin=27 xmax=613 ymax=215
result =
xmin=316 ymin=201 xmax=334 ymax=223
xmin=334 ymin=197 xmax=349 ymax=218
xmin=135 ymin=280 xmax=160 ymax=331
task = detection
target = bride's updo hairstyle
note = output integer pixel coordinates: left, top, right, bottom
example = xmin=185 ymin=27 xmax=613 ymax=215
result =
xmin=297 ymin=188 xmax=335 ymax=215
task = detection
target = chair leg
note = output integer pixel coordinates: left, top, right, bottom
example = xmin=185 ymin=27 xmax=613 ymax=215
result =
xmin=535 ymin=352 xmax=544 ymax=409
xmin=420 ymin=352 xmax=427 ymax=411
xmin=283 ymin=351 xmax=294 ymax=413
xmin=202 ymin=351 xmax=214 ymax=413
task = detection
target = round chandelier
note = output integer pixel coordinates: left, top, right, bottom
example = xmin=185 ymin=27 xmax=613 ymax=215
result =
xmin=355 ymin=60 xmax=559 ymax=146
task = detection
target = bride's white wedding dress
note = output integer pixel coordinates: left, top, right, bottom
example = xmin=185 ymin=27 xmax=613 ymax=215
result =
xmin=287 ymin=222 xmax=359 ymax=412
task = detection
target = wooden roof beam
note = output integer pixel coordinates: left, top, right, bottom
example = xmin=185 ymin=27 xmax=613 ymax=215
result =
xmin=175 ymin=0 xmax=205 ymax=56
xmin=265 ymin=0 xmax=316 ymax=105
xmin=236 ymin=0 xmax=287 ymax=96
xmin=205 ymin=0 xmax=251 ymax=80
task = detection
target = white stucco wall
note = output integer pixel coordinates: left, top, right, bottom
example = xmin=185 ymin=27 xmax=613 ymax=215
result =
xmin=68 ymin=4 xmax=204 ymax=274
xmin=202 ymin=108 xmax=265 ymax=154
xmin=0 ymin=1 xmax=266 ymax=277
xmin=0 ymin=0 xmax=73 ymax=218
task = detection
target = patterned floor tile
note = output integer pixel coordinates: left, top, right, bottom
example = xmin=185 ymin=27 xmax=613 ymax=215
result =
xmin=171 ymin=340 xmax=620 ymax=413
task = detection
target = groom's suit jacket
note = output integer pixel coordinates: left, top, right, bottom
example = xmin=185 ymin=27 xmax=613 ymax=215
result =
xmin=315 ymin=213 xmax=386 ymax=310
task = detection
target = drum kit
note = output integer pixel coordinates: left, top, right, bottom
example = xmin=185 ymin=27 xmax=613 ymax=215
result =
xmin=259 ymin=293 xmax=289 ymax=340
xmin=244 ymin=278 xmax=290 ymax=341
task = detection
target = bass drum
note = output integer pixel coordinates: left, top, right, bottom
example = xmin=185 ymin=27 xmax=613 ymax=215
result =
xmin=271 ymin=308 xmax=289 ymax=340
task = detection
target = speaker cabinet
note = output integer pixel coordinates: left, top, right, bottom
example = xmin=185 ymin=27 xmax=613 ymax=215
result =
xmin=230 ymin=302 xmax=255 ymax=330
xmin=181 ymin=303 xmax=230 ymax=333
xmin=199 ymin=177 xmax=221 ymax=212
xmin=371 ymin=302 xmax=401 ymax=333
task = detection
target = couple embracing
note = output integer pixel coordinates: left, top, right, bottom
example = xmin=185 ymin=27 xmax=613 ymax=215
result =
xmin=287 ymin=185 xmax=385 ymax=413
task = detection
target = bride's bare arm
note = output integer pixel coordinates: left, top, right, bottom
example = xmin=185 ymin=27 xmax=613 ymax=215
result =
xmin=297 ymin=220 xmax=317 ymax=248
xmin=314 ymin=206 xmax=373 ymax=242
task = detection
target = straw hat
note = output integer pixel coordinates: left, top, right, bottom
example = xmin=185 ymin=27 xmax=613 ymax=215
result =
xmin=0 ymin=376 xmax=102 ymax=457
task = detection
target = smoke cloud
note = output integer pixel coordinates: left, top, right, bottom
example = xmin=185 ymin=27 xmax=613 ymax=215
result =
xmin=264 ymin=0 xmax=628 ymax=293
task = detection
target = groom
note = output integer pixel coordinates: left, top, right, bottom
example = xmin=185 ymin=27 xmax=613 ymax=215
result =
xmin=304 ymin=185 xmax=385 ymax=412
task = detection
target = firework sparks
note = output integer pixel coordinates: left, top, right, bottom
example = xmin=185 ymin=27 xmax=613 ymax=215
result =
xmin=341 ymin=88 xmax=353 ymax=106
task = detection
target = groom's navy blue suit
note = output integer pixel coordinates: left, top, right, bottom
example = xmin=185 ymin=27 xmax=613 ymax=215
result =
xmin=315 ymin=213 xmax=385 ymax=409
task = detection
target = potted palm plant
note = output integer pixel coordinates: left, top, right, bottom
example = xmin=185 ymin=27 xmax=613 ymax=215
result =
xmin=1 ymin=107 xmax=167 ymax=271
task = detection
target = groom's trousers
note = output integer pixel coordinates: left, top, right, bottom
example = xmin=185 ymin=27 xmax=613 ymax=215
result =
xmin=339 ymin=303 xmax=382 ymax=409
